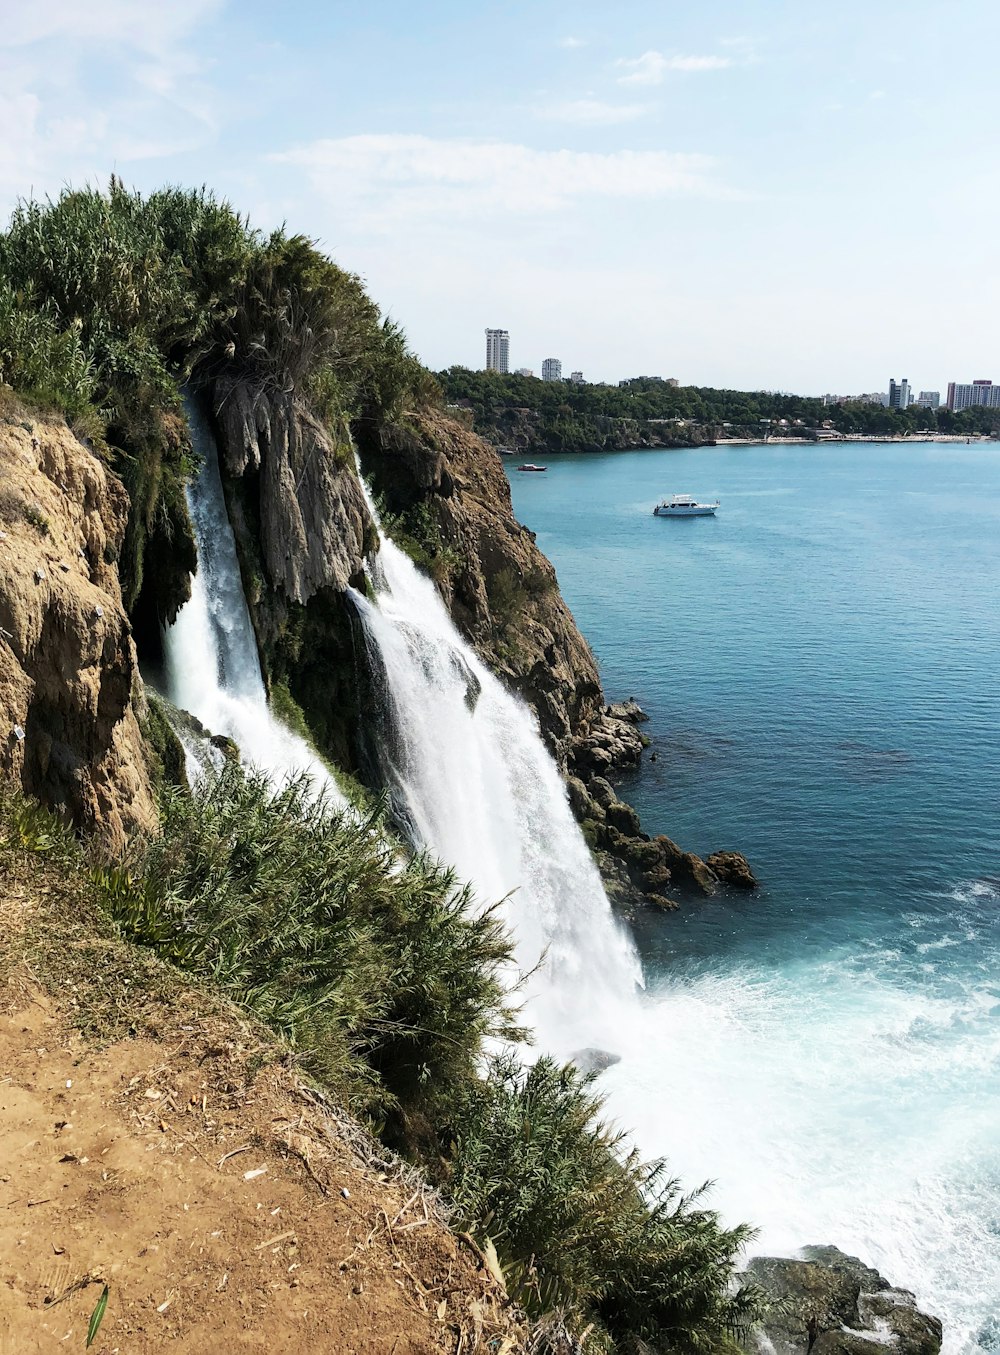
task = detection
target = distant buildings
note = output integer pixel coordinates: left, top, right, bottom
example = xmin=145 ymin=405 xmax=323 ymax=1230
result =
xmin=947 ymin=379 xmax=1000 ymax=411
xmin=485 ymin=329 xmax=510 ymax=374
xmin=569 ymin=370 xmax=585 ymax=384
xmin=888 ymin=378 xmax=911 ymax=411
xmin=916 ymin=390 xmax=940 ymax=409
xmin=541 ymin=358 xmax=562 ymax=382
xmin=515 ymin=367 xmax=534 ymax=378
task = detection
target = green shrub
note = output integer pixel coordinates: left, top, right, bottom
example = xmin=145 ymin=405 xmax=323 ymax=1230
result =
xmin=93 ymin=764 xmax=522 ymax=1123
xmin=447 ymin=1053 xmax=768 ymax=1354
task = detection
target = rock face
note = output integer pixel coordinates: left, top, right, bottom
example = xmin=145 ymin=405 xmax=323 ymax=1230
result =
xmin=746 ymin=1247 xmax=942 ymax=1355
xmin=0 ymin=408 xmax=156 ymax=850
xmin=212 ymin=377 xmax=373 ymax=603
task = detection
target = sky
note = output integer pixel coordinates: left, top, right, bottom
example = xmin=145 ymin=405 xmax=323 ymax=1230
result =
xmin=2 ymin=0 xmax=999 ymax=392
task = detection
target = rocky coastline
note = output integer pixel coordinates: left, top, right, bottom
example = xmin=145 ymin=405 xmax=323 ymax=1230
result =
xmin=746 ymin=1246 xmax=942 ymax=1355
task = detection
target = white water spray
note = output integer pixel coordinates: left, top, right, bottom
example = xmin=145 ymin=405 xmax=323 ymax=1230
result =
xmin=162 ymin=398 xmax=346 ymax=808
xmin=350 ymin=514 xmax=641 ymax=1056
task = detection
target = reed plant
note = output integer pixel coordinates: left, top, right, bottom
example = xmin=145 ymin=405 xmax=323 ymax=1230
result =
xmin=92 ymin=763 xmax=522 ymax=1123
xmin=448 ymin=1052 xmax=768 ymax=1354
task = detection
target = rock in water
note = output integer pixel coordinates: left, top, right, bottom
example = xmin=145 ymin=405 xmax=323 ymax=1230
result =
xmin=571 ymin=1048 xmax=622 ymax=1076
xmin=705 ymin=849 xmax=759 ymax=889
xmin=745 ymin=1246 xmax=942 ymax=1355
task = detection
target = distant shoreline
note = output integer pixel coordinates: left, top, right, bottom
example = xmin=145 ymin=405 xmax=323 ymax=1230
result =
xmin=716 ymin=433 xmax=993 ymax=446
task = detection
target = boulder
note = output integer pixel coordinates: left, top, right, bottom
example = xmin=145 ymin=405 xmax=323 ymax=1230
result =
xmin=587 ymin=775 xmax=617 ymax=809
xmin=605 ymin=799 xmax=642 ymax=836
xmin=745 ymin=1247 xmax=942 ymax=1355
xmin=706 ymin=849 xmax=759 ymax=890
xmin=605 ymin=698 xmax=648 ymax=724
xmin=679 ymin=851 xmax=719 ymax=895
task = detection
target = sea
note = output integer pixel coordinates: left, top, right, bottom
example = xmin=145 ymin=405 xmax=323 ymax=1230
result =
xmin=507 ymin=440 xmax=1000 ymax=1353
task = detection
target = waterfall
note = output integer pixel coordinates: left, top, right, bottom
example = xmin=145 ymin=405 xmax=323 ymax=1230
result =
xmin=162 ymin=397 xmax=347 ymax=810
xmin=350 ymin=513 xmax=641 ymax=1056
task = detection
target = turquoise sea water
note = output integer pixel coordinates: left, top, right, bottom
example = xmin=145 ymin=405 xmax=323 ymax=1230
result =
xmin=507 ymin=442 xmax=1000 ymax=1352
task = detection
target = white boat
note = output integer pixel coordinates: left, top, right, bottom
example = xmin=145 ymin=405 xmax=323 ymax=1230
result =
xmin=653 ymin=494 xmax=719 ymax=517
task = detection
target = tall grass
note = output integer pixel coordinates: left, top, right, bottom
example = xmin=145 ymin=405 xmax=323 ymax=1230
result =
xmin=448 ymin=1053 xmax=768 ymax=1354
xmin=93 ymin=763 xmax=522 ymax=1124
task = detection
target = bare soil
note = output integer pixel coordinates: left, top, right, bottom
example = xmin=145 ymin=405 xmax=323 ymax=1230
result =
xmin=0 ymin=818 xmax=525 ymax=1355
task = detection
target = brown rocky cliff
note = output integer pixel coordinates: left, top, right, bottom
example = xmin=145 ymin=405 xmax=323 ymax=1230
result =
xmin=0 ymin=404 xmax=156 ymax=850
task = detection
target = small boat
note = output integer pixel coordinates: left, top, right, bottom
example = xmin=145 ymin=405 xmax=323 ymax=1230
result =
xmin=516 ymin=463 xmax=548 ymax=472
xmin=653 ymin=494 xmax=719 ymax=517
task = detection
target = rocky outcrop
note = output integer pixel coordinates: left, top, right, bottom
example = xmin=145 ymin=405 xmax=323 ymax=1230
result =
xmin=746 ymin=1247 xmax=942 ymax=1355
xmin=706 ymin=850 xmax=758 ymax=889
xmin=0 ymin=406 xmax=156 ymax=849
xmin=212 ymin=377 xmax=373 ymax=603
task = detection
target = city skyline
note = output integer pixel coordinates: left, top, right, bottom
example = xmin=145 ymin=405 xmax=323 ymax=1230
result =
xmin=477 ymin=336 xmax=990 ymax=406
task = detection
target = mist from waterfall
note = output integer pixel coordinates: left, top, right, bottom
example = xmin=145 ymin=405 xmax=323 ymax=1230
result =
xmin=162 ymin=398 xmax=346 ymax=809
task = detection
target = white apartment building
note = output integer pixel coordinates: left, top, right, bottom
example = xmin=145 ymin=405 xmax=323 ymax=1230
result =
xmin=541 ymin=358 xmax=562 ymax=382
xmin=888 ymin=377 xmax=911 ymax=410
xmin=916 ymin=391 xmax=940 ymax=409
xmin=515 ymin=367 xmax=534 ymax=378
xmin=946 ymin=379 xmax=1000 ymax=411
xmin=569 ymin=370 xmax=584 ymax=383
xmin=485 ymin=329 xmax=510 ymax=374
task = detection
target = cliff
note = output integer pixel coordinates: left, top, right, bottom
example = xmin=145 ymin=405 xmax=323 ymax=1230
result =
xmin=463 ymin=401 xmax=707 ymax=455
xmin=0 ymin=401 xmax=156 ymax=849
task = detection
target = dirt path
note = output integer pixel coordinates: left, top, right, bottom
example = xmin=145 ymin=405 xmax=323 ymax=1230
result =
xmin=0 ymin=992 xmax=519 ymax=1354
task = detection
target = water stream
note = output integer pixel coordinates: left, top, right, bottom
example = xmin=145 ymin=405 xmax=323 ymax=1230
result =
xmin=162 ymin=398 xmax=346 ymax=808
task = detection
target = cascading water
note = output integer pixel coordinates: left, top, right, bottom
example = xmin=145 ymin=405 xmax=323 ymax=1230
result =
xmin=349 ymin=516 xmax=641 ymax=1056
xmin=162 ymin=398 xmax=346 ymax=809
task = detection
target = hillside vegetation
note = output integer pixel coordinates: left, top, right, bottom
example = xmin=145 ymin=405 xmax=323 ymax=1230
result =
xmin=0 ymin=182 xmax=768 ymax=1352
xmin=441 ymin=367 xmax=998 ymax=452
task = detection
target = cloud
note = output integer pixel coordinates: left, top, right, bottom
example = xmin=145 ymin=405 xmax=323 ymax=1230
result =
xmin=0 ymin=0 xmax=223 ymax=212
xmin=271 ymin=134 xmax=737 ymax=233
xmin=538 ymin=98 xmax=648 ymax=126
xmin=616 ymin=50 xmax=733 ymax=86
xmin=558 ymin=36 xmax=587 ymax=49
xmin=2 ymin=0 xmax=224 ymax=53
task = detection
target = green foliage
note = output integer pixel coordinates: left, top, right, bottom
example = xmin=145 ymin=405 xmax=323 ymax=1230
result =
xmin=449 ymin=1053 xmax=768 ymax=1354
xmin=86 ymin=1285 xmax=109 ymax=1349
xmin=93 ymin=764 xmax=522 ymax=1122
xmin=441 ymin=368 xmax=998 ymax=448
xmin=376 ymin=492 xmax=463 ymax=588
xmin=0 ymin=180 xmax=441 ymax=613
xmin=0 ymin=787 xmax=78 ymax=866
xmin=0 ymin=282 xmax=99 ymax=421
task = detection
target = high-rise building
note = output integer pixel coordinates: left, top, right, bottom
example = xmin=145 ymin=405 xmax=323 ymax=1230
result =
xmin=888 ymin=377 xmax=911 ymax=410
xmin=946 ymin=379 xmax=1000 ymax=411
xmin=541 ymin=358 xmax=562 ymax=382
xmin=916 ymin=391 xmax=940 ymax=409
xmin=569 ymin=370 xmax=584 ymax=383
xmin=485 ymin=329 xmax=510 ymax=374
